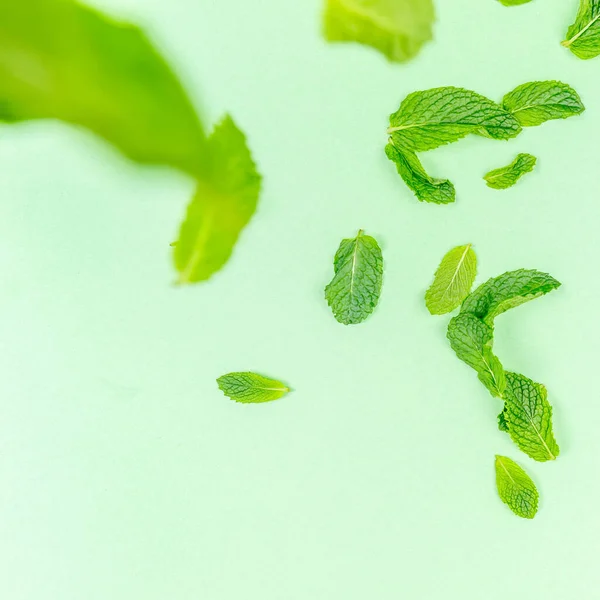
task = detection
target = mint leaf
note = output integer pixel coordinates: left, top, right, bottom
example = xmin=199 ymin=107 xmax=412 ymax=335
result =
xmin=460 ymin=269 xmax=561 ymax=324
xmin=174 ymin=116 xmax=261 ymax=284
xmin=325 ymin=230 xmax=383 ymax=325
xmin=446 ymin=268 xmax=561 ymax=459
xmin=446 ymin=313 xmax=506 ymax=397
xmin=495 ymin=456 xmax=539 ymax=519
xmin=502 ymin=81 xmax=585 ymax=126
xmin=442 ymin=262 xmax=562 ymax=469
xmin=217 ymin=372 xmax=291 ymax=404
xmin=0 ymin=0 xmax=205 ymax=177
xmin=484 ymin=153 xmax=537 ymax=190
xmin=388 ymin=87 xmax=521 ymax=153
xmin=385 ymin=142 xmax=455 ymax=204
xmin=386 ymin=83 xmax=583 ymax=204
xmin=503 ymin=373 xmax=560 ymax=462
xmin=425 ymin=244 xmax=477 ymax=315
xmin=323 ymin=0 xmax=434 ymax=63
xmin=562 ymin=0 xmax=600 ymax=59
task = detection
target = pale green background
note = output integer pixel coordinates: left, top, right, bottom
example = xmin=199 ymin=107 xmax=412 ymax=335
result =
xmin=1 ymin=0 xmax=598 ymax=598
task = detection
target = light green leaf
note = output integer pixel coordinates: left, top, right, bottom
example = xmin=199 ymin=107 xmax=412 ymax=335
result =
xmin=503 ymin=373 xmax=560 ymax=462
xmin=174 ymin=115 xmax=261 ymax=284
xmin=495 ymin=456 xmax=539 ymax=519
xmin=446 ymin=313 xmax=506 ymax=397
xmin=385 ymin=142 xmax=455 ymax=204
xmin=484 ymin=153 xmax=537 ymax=190
xmin=498 ymin=0 xmax=533 ymax=5
xmin=460 ymin=269 xmax=561 ymax=324
xmin=502 ymin=81 xmax=585 ymax=126
xmin=388 ymin=87 xmax=522 ymax=153
xmin=562 ymin=0 xmax=600 ymax=59
xmin=323 ymin=0 xmax=434 ymax=63
xmin=0 ymin=0 xmax=205 ymax=177
xmin=425 ymin=244 xmax=477 ymax=315
xmin=217 ymin=372 xmax=291 ymax=404
xmin=325 ymin=230 xmax=383 ymax=325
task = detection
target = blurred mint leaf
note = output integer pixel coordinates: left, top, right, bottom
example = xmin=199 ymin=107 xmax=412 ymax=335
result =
xmin=484 ymin=153 xmax=537 ymax=190
xmin=498 ymin=0 xmax=533 ymax=5
xmin=325 ymin=230 xmax=383 ymax=325
xmin=323 ymin=0 xmax=434 ymax=63
xmin=174 ymin=115 xmax=261 ymax=284
xmin=425 ymin=244 xmax=477 ymax=315
xmin=385 ymin=142 xmax=455 ymax=204
xmin=460 ymin=269 xmax=561 ymax=324
xmin=495 ymin=456 xmax=539 ymax=519
xmin=503 ymin=373 xmax=560 ymax=462
xmin=502 ymin=81 xmax=585 ymax=126
xmin=563 ymin=0 xmax=600 ymax=59
xmin=217 ymin=372 xmax=290 ymax=404
xmin=0 ymin=0 xmax=205 ymax=176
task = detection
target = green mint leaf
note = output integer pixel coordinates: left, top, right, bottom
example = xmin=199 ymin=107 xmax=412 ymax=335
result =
xmin=562 ymin=0 xmax=600 ymax=59
xmin=0 ymin=0 xmax=205 ymax=177
xmin=323 ymin=0 xmax=434 ymax=63
xmin=498 ymin=0 xmax=533 ymax=5
xmin=325 ymin=230 xmax=384 ymax=325
xmin=502 ymin=81 xmax=585 ymax=126
xmin=425 ymin=244 xmax=477 ymax=315
xmin=388 ymin=87 xmax=522 ymax=153
xmin=495 ymin=456 xmax=539 ymax=519
xmin=446 ymin=313 xmax=506 ymax=397
xmin=217 ymin=372 xmax=291 ymax=404
xmin=385 ymin=143 xmax=455 ymax=204
xmin=484 ymin=153 xmax=537 ymax=190
xmin=503 ymin=373 xmax=560 ymax=462
xmin=174 ymin=116 xmax=261 ymax=284
xmin=460 ymin=269 xmax=561 ymax=324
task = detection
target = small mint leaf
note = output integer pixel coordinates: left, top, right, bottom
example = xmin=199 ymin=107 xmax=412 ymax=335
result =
xmin=425 ymin=244 xmax=477 ymax=315
xmin=217 ymin=372 xmax=291 ymax=404
xmin=325 ymin=230 xmax=384 ymax=325
xmin=495 ymin=455 xmax=539 ymax=519
xmin=503 ymin=373 xmax=560 ymax=462
xmin=484 ymin=153 xmax=537 ymax=190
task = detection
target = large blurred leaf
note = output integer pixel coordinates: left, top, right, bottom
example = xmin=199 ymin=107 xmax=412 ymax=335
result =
xmin=174 ymin=115 xmax=262 ymax=284
xmin=0 ymin=0 xmax=205 ymax=176
xmin=323 ymin=0 xmax=434 ymax=63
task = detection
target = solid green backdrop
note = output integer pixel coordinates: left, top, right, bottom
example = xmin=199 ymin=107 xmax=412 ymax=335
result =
xmin=0 ymin=0 xmax=598 ymax=598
